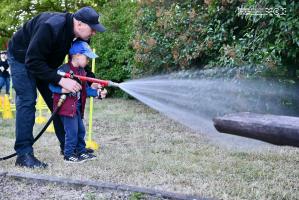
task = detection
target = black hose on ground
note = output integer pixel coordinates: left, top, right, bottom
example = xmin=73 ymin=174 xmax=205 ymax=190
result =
xmin=0 ymin=94 xmax=67 ymax=161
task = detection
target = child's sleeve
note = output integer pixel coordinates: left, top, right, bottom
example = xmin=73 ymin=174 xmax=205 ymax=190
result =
xmin=49 ymin=83 xmax=63 ymax=94
xmin=86 ymin=85 xmax=98 ymax=97
xmin=49 ymin=65 xmax=67 ymax=94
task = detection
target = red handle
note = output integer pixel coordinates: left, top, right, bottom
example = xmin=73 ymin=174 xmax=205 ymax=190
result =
xmin=63 ymin=72 xmax=110 ymax=87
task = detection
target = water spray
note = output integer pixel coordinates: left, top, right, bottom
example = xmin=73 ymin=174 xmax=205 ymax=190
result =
xmin=120 ymin=75 xmax=299 ymax=149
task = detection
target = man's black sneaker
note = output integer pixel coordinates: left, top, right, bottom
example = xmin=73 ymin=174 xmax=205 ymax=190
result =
xmin=78 ymin=153 xmax=96 ymax=161
xmin=15 ymin=153 xmax=48 ymax=169
xmin=64 ymin=155 xmax=85 ymax=163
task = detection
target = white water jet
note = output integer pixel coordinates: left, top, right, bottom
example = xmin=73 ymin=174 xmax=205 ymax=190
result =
xmin=118 ymin=71 xmax=298 ymax=150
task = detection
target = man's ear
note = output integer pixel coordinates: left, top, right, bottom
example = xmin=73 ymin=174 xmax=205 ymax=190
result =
xmin=74 ymin=19 xmax=82 ymax=28
xmin=75 ymin=20 xmax=81 ymax=28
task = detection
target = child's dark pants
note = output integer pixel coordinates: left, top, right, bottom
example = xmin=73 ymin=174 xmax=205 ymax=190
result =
xmin=60 ymin=110 xmax=86 ymax=157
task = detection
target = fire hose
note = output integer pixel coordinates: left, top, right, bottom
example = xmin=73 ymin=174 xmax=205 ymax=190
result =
xmin=0 ymin=95 xmax=67 ymax=161
xmin=0 ymin=72 xmax=119 ymax=161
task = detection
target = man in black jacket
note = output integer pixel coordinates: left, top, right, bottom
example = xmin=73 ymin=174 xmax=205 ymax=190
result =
xmin=7 ymin=6 xmax=106 ymax=168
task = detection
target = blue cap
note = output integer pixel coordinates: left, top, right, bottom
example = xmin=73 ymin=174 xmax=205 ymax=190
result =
xmin=69 ymin=41 xmax=98 ymax=59
xmin=74 ymin=7 xmax=106 ymax=32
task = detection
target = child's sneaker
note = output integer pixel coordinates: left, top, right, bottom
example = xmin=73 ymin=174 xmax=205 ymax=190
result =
xmin=86 ymin=148 xmax=94 ymax=154
xmin=78 ymin=153 xmax=96 ymax=161
xmin=64 ymin=155 xmax=85 ymax=163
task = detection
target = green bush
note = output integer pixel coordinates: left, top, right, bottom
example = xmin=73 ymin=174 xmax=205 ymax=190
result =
xmin=132 ymin=0 xmax=299 ymax=78
xmin=92 ymin=0 xmax=137 ymax=97
xmin=237 ymin=0 xmax=299 ymax=78
xmin=92 ymin=0 xmax=137 ymax=83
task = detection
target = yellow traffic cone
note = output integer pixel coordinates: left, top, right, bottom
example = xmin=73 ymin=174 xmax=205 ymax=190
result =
xmin=35 ymin=110 xmax=47 ymax=124
xmin=35 ymin=94 xmax=46 ymax=124
xmin=46 ymin=122 xmax=55 ymax=133
xmin=86 ymin=139 xmax=99 ymax=150
xmin=3 ymin=94 xmax=13 ymax=119
xmin=45 ymin=109 xmax=55 ymax=133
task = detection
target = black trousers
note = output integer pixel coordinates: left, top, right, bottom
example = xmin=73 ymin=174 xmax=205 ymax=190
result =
xmin=8 ymin=50 xmax=65 ymax=155
xmin=37 ymin=79 xmax=66 ymax=151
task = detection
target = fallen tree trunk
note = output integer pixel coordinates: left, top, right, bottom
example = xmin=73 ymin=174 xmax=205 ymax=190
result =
xmin=213 ymin=112 xmax=299 ymax=147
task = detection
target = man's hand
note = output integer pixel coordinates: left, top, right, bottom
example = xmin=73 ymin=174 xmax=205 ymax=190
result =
xmin=0 ymin=66 xmax=4 ymax=72
xmin=61 ymin=88 xmax=71 ymax=93
xmin=58 ymin=78 xmax=82 ymax=93
xmin=91 ymin=83 xmax=100 ymax=89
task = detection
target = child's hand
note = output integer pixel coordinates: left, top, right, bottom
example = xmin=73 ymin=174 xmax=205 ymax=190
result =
xmin=97 ymin=88 xmax=107 ymax=99
xmin=91 ymin=83 xmax=100 ymax=89
xmin=62 ymin=88 xmax=71 ymax=93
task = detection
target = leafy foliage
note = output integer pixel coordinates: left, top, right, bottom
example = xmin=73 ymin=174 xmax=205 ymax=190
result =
xmin=0 ymin=0 xmax=137 ymax=97
xmin=91 ymin=0 xmax=137 ymax=96
xmin=1 ymin=0 xmax=297 ymax=81
xmin=0 ymin=0 xmax=107 ymax=48
xmin=132 ymin=0 xmax=299 ymax=78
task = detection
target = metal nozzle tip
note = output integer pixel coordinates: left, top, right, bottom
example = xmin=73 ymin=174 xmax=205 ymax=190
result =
xmin=109 ymin=81 xmax=120 ymax=87
xmin=61 ymin=94 xmax=67 ymax=100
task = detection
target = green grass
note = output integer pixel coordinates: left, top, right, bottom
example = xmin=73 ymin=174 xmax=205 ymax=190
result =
xmin=0 ymin=98 xmax=298 ymax=200
xmin=129 ymin=192 xmax=144 ymax=200
xmin=0 ymin=118 xmax=15 ymax=138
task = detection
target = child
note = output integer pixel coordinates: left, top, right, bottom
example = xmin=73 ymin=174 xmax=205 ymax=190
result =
xmin=49 ymin=41 xmax=107 ymax=163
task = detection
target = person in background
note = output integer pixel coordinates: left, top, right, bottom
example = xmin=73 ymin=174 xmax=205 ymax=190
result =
xmin=0 ymin=51 xmax=10 ymax=95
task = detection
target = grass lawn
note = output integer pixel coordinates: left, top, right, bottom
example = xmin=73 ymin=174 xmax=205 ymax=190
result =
xmin=0 ymin=98 xmax=298 ymax=200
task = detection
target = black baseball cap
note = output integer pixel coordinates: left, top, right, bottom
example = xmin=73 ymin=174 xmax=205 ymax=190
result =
xmin=74 ymin=6 xmax=106 ymax=32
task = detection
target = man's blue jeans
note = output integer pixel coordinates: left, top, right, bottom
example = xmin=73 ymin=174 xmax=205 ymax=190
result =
xmin=60 ymin=110 xmax=86 ymax=157
xmin=7 ymin=50 xmax=66 ymax=156
xmin=0 ymin=76 xmax=10 ymax=94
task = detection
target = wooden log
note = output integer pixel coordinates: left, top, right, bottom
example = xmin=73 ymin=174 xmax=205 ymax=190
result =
xmin=213 ymin=112 xmax=299 ymax=147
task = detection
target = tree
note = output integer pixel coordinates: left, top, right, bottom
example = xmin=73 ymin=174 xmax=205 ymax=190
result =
xmin=92 ymin=0 xmax=137 ymax=84
xmin=0 ymin=0 xmax=108 ymax=48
